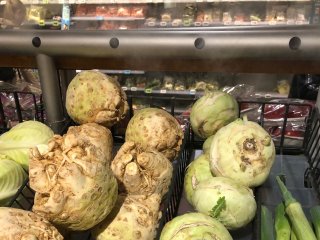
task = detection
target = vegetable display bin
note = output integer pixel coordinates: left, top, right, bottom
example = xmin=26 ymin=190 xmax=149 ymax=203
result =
xmin=184 ymin=99 xmax=320 ymax=239
xmin=2 ymin=90 xmax=192 ymax=240
xmin=2 ymin=88 xmax=320 ymax=239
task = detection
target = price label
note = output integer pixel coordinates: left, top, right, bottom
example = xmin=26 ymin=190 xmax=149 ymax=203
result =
xmin=190 ymin=89 xmax=196 ymax=94
xmin=147 ymin=22 xmax=156 ymax=27
xmin=145 ymin=89 xmax=152 ymax=94
xmin=38 ymin=20 xmax=45 ymax=26
xmin=268 ymin=21 xmax=277 ymax=25
xmin=160 ymin=89 xmax=167 ymax=94
xmin=194 ymin=22 xmax=202 ymax=27
xmin=131 ymin=87 xmax=137 ymax=91
xmin=202 ymin=22 xmax=210 ymax=27
xmin=53 ymin=21 xmax=59 ymax=26
xmin=286 ymin=20 xmax=295 ymax=25
xmin=160 ymin=22 xmax=167 ymax=27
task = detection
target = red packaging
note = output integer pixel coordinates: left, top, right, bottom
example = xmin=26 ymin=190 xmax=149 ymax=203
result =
xmin=75 ymin=5 xmax=87 ymax=16
xmin=96 ymin=6 xmax=108 ymax=17
xmin=131 ymin=6 xmax=145 ymax=18
xmin=117 ymin=6 xmax=131 ymax=17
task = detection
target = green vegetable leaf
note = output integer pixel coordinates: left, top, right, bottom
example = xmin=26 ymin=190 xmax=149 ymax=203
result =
xmin=210 ymin=196 xmax=226 ymax=219
xmin=0 ymin=121 xmax=53 ymax=170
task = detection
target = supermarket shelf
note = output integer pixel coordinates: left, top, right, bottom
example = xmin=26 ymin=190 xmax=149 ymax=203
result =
xmin=123 ymin=87 xmax=202 ymax=96
xmin=145 ymin=20 xmax=310 ymax=28
xmin=71 ymin=16 xmax=145 ymax=21
xmin=20 ymin=0 xmax=312 ymax=4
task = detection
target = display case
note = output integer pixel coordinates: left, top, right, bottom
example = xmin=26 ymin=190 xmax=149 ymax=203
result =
xmin=0 ymin=0 xmax=318 ymax=30
xmin=1 ymin=0 xmax=320 ymax=238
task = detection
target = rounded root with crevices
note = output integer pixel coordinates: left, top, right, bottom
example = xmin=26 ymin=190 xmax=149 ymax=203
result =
xmin=29 ymin=123 xmax=118 ymax=231
xmin=125 ymin=108 xmax=183 ymax=161
xmin=111 ymin=141 xmax=173 ymax=198
xmin=0 ymin=207 xmax=64 ymax=240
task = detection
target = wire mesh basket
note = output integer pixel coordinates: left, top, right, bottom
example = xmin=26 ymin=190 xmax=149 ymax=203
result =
xmin=0 ymin=91 xmax=44 ymax=133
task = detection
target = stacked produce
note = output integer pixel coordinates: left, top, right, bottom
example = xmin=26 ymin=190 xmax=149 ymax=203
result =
xmin=0 ymin=70 xmax=130 ymax=239
xmin=210 ymin=116 xmax=275 ymax=187
xmin=190 ymin=90 xmax=239 ymax=139
xmin=161 ymin=91 xmax=276 ymax=238
xmin=93 ymin=107 xmax=183 ymax=239
xmin=66 ymin=70 xmax=129 ymax=128
xmin=0 ymin=207 xmax=63 ymax=240
xmin=125 ymin=107 xmax=184 ymax=161
xmin=183 ymin=154 xmax=212 ymax=204
xmin=0 ymin=159 xmax=27 ymax=206
xmin=260 ymin=176 xmax=319 ymax=240
xmin=160 ymin=212 xmax=233 ymax=240
xmin=92 ymin=194 xmax=162 ymax=240
xmin=0 ymin=120 xmax=54 ymax=170
xmin=0 ymin=120 xmax=53 ymax=207
xmin=29 ymin=123 xmax=118 ymax=231
xmin=111 ymin=141 xmax=173 ymax=198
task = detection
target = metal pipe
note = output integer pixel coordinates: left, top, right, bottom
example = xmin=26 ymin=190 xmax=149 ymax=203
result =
xmin=0 ymin=26 xmax=320 ymax=60
xmin=36 ymin=54 xmax=66 ymax=133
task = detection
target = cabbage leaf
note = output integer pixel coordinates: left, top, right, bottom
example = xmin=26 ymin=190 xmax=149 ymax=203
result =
xmin=0 ymin=121 xmax=54 ymax=170
xmin=0 ymin=158 xmax=27 ymax=206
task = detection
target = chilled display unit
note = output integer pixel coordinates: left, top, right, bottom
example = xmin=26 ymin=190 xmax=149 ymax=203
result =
xmin=1 ymin=0 xmax=320 ymax=239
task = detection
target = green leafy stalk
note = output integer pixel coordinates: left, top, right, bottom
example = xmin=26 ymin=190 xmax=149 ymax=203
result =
xmin=310 ymin=206 xmax=320 ymax=240
xmin=210 ymin=196 xmax=226 ymax=219
xmin=276 ymin=176 xmax=317 ymax=240
xmin=275 ymin=202 xmax=291 ymax=240
xmin=261 ymin=205 xmax=275 ymax=240
xmin=291 ymin=229 xmax=297 ymax=240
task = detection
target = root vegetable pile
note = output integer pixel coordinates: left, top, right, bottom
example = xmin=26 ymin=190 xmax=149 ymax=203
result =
xmin=111 ymin=141 xmax=173 ymax=198
xmin=29 ymin=123 xmax=118 ymax=231
xmin=0 ymin=207 xmax=63 ymax=240
xmin=125 ymin=108 xmax=183 ymax=161
xmin=66 ymin=70 xmax=129 ymax=128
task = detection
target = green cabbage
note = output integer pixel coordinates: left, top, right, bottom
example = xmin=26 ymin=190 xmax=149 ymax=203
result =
xmin=184 ymin=154 xmax=213 ymax=205
xmin=202 ymin=135 xmax=215 ymax=154
xmin=190 ymin=91 xmax=239 ymax=139
xmin=192 ymin=177 xmax=257 ymax=230
xmin=0 ymin=158 xmax=27 ymax=206
xmin=0 ymin=121 xmax=54 ymax=170
xmin=210 ymin=117 xmax=275 ymax=187
xmin=160 ymin=212 xmax=233 ymax=240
